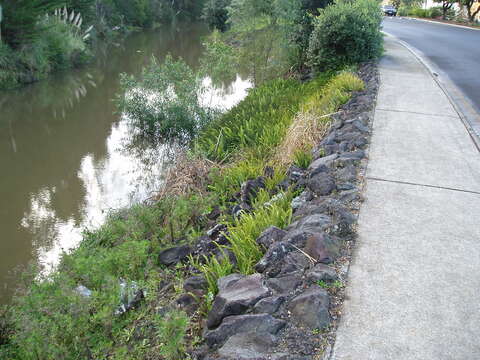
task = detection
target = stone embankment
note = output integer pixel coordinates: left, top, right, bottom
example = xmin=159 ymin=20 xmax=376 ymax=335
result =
xmin=159 ymin=63 xmax=379 ymax=360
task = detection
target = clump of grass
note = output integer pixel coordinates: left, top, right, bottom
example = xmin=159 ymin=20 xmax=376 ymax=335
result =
xmin=227 ymin=189 xmax=294 ymax=275
xmin=155 ymin=310 xmax=189 ymax=360
xmin=293 ymin=148 xmax=314 ymax=169
xmin=274 ymin=72 xmax=364 ymax=168
xmin=208 ymin=155 xmax=286 ymax=205
xmin=190 ymin=252 xmax=234 ymax=310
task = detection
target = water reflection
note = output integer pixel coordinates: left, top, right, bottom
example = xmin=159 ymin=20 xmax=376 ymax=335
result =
xmin=0 ymin=23 xmax=251 ymax=303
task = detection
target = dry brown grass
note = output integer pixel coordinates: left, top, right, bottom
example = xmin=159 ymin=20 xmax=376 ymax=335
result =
xmin=155 ymin=153 xmax=218 ymax=200
xmin=273 ymin=72 xmax=364 ymax=167
xmin=273 ymin=110 xmax=335 ymax=168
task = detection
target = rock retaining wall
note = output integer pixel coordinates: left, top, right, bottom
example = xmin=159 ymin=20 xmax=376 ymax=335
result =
xmin=170 ymin=63 xmax=379 ymax=360
xmin=195 ymin=64 xmax=379 ymax=360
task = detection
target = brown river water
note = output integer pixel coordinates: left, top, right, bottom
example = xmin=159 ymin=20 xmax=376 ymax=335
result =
xmin=0 ymin=23 xmax=250 ymax=304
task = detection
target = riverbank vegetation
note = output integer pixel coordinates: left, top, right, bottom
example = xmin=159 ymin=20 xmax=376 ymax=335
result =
xmin=0 ymin=0 xmax=207 ymax=89
xmin=0 ymin=0 xmax=382 ymax=358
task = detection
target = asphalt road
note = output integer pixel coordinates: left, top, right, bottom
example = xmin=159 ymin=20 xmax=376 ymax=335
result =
xmin=382 ymin=17 xmax=480 ymax=117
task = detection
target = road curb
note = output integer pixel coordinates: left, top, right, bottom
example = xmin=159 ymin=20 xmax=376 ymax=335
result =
xmin=397 ymin=16 xmax=480 ymax=31
xmin=382 ymin=31 xmax=480 ymax=152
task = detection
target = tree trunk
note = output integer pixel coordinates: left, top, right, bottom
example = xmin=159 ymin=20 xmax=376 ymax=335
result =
xmin=442 ymin=1 xmax=453 ymax=20
xmin=466 ymin=0 xmax=480 ymax=22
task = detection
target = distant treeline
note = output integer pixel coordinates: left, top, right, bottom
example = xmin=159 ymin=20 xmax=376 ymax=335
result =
xmin=0 ymin=0 xmax=207 ymax=88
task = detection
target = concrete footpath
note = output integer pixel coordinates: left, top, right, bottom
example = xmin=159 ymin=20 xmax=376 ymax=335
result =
xmin=330 ymin=37 xmax=480 ymax=359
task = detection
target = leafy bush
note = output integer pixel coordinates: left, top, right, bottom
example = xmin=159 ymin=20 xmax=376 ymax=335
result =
xmin=427 ymin=7 xmax=443 ymax=18
xmin=0 ymin=44 xmax=20 ymax=88
xmin=0 ymin=0 xmax=65 ymax=47
xmin=275 ymin=0 xmax=333 ymax=70
xmin=0 ymin=191 xmax=217 ymax=359
xmin=0 ymin=15 xmax=91 ymax=89
xmin=118 ymin=55 xmax=217 ymax=142
xmin=308 ymin=0 xmax=383 ymax=71
xmin=411 ymin=7 xmax=428 ymax=17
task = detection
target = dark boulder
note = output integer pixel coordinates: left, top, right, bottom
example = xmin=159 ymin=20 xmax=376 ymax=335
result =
xmin=158 ymin=245 xmax=191 ymax=266
xmin=205 ymin=314 xmax=286 ymax=348
xmin=291 ymin=190 xmax=314 ymax=211
xmin=256 ymin=226 xmax=287 ymax=250
xmin=240 ymin=177 xmax=266 ymax=208
xmin=287 ymin=165 xmax=307 ymax=183
xmin=307 ymin=172 xmax=336 ymax=196
xmin=207 ymin=273 xmax=270 ymax=329
xmin=288 ymin=286 xmax=331 ymax=330
xmin=304 ymin=233 xmax=341 ymax=264
xmin=207 ymin=224 xmax=228 ymax=241
xmin=253 ymin=295 xmax=285 ymax=314
xmin=217 ymin=332 xmax=279 ymax=360
xmin=308 ymin=154 xmax=338 ymax=172
xmin=338 ymin=150 xmax=365 ymax=161
xmin=267 ymin=273 xmax=303 ymax=294
xmin=306 ymin=264 xmax=338 ymax=283
xmin=184 ymin=275 xmax=208 ymax=294
xmin=175 ymin=293 xmax=198 ymax=315
xmin=255 ymin=236 xmax=313 ymax=277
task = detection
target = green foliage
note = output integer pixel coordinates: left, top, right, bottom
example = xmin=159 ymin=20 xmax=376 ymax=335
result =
xmin=275 ymin=0 xmax=332 ymax=70
xmin=0 ymin=43 xmax=20 ymax=88
xmin=227 ymin=189 xmax=293 ymax=274
xmin=293 ymin=148 xmax=313 ymax=169
xmin=118 ymin=54 xmax=217 ymax=142
xmin=0 ymin=0 xmax=65 ymax=47
xmin=399 ymin=6 xmax=443 ymax=18
xmin=199 ymin=30 xmax=238 ymax=86
xmin=155 ymin=310 xmax=189 ymax=360
xmin=195 ymin=76 xmax=330 ymax=162
xmin=308 ymin=0 xmax=383 ymax=71
xmin=192 ymin=189 xmax=293 ymax=301
xmin=0 ymin=11 xmax=91 ymax=89
xmin=427 ymin=6 xmax=443 ymax=18
xmin=0 ymin=191 xmax=217 ymax=358
xmin=191 ymin=252 xmax=234 ymax=302
xmin=208 ymin=157 xmax=286 ymax=204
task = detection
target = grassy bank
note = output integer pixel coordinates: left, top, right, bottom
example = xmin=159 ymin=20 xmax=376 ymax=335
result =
xmin=0 ymin=0 xmax=382 ymax=357
xmin=0 ymin=70 xmax=364 ymax=359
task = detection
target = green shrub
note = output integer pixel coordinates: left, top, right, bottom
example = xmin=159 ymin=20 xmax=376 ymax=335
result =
xmin=307 ymin=0 xmax=383 ymax=71
xmin=118 ymin=55 xmax=217 ymax=142
xmin=0 ymin=16 xmax=91 ymax=89
xmin=427 ymin=7 xmax=443 ymax=18
xmin=411 ymin=7 xmax=428 ymax=17
xmin=0 ymin=44 xmax=20 ymax=88
xmin=397 ymin=6 xmax=412 ymax=16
